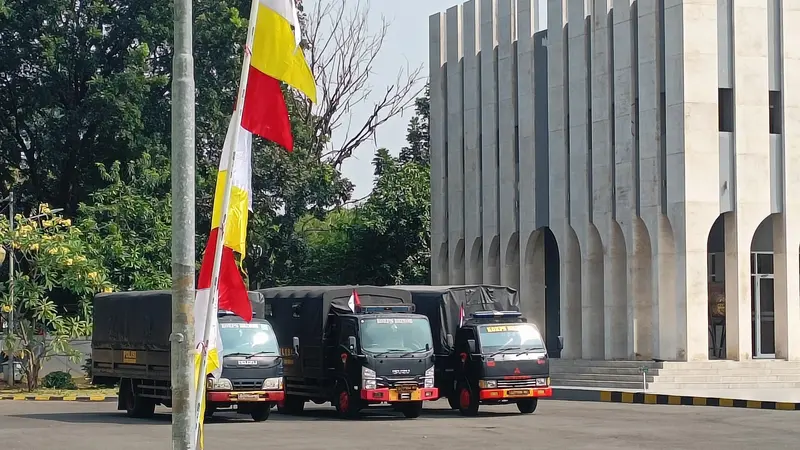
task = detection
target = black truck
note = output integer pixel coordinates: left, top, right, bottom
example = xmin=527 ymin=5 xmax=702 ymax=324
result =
xmin=387 ymin=285 xmax=561 ymax=416
xmin=91 ymin=290 xmax=284 ymax=421
xmin=259 ymin=286 xmax=439 ymax=419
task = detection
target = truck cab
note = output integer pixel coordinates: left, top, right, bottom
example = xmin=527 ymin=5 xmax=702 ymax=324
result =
xmin=323 ymin=305 xmax=438 ymax=417
xmin=260 ymin=286 xmax=439 ymax=419
xmin=204 ymin=311 xmax=285 ymax=421
xmin=452 ymin=311 xmax=558 ymax=415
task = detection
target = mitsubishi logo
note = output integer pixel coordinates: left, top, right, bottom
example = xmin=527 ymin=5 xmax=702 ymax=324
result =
xmin=514 ymin=367 xmax=521 ymax=375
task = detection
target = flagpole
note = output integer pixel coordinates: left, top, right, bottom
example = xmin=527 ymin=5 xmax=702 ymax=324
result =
xmin=190 ymin=0 xmax=261 ymax=448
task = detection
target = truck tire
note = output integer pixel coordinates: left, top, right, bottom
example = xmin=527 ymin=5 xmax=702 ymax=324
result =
xmin=400 ymin=401 xmax=423 ymax=418
xmin=456 ymin=382 xmax=479 ymax=417
xmin=250 ymin=404 xmax=271 ymax=422
xmin=517 ymin=398 xmax=538 ymax=414
xmin=335 ymin=385 xmax=360 ymax=420
xmin=124 ymin=383 xmax=156 ymax=419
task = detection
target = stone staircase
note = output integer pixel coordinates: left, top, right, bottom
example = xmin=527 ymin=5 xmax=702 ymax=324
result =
xmin=550 ymin=359 xmax=800 ymax=391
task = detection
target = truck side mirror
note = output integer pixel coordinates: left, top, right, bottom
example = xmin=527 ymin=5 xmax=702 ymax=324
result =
xmin=292 ymin=336 xmax=300 ymax=356
xmin=467 ymin=339 xmax=477 ymax=355
xmin=557 ymin=335 xmax=564 ymax=351
xmin=446 ymin=333 xmax=454 ymax=348
xmin=348 ymin=335 xmax=357 ymax=352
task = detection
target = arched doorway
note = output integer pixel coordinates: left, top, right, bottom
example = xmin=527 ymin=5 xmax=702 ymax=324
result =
xmin=750 ymin=215 xmax=776 ymax=358
xmin=706 ymin=214 xmax=726 ymax=359
xmin=522 ymin=227 xmax=561 ymax=357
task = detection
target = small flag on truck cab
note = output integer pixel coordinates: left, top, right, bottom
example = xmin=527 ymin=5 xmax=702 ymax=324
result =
xmin=348 ymin=290 xmax=361 ymax=312
xmin=459 ymin=304 xmax=465 ymax=327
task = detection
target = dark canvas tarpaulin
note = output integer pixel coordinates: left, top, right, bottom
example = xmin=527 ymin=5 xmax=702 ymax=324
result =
xmin=92 ymin=290 xmax=268 ymax=352
xmin=387 ymin=285 xmax=519 ymax=355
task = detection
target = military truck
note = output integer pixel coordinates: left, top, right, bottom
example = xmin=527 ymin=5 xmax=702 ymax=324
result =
xmin=91 ymin=290 xmax=283 ymax=421
xmin=387 ymin=285 xmax=561 ymax=416
xmin=259 ymin=286 xmax=439 ymax=419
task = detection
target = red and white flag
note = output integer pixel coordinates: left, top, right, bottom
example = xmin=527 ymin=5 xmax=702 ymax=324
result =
xmin=459 ymin=304 xmax=465 ymax=327
xmin=348 ymin=290 xmax=361 ymax=312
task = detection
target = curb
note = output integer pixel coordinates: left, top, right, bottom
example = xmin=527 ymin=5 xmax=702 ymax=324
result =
xmin=0 ymin=395 xmax=117 ymax=402
xmin=547 ymin=388 xmax=800 ymax=411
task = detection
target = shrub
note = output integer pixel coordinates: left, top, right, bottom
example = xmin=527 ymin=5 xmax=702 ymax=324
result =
xmin=41 ymin=371 xmax=76 ymax=390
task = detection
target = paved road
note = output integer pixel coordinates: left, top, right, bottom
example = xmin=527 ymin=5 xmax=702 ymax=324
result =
xmin=0 ymin=399 xmax=797 ymax=449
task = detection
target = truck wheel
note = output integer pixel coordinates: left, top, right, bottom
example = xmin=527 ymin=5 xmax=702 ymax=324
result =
xmin=204 ymin=406 xmax=216 ymax=420
xmin=124 ymin=385 xmax=155 ymax=419
xmin=517 ymin=398 xmax=538 ymax=414
xmin=400 ymin=401 xmax=423 ymax=418
xmin=280 ymin=395 xmax=305 ymax=415
xmin=250 ymin=404 xmax=271 ymax=422
xmin=447 ymin=393 xmax=459 ymax=410
xmin=335 ymin=385 xmax=360 ymax=420
xmin=457 ymin=383 xmax=479 ymax=417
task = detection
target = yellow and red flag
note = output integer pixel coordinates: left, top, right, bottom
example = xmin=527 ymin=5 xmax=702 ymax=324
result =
xmin=197 ymin=0 xmax=317 ymax=321
xmin=241 ymin=0 xmax=317 ymax=151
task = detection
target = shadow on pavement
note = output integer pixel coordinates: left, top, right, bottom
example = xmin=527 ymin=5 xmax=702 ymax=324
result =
xmin=9 ymin=412 xmax=173 ymax=425
xmin=10 ymin=406 xmax=522 ymax=425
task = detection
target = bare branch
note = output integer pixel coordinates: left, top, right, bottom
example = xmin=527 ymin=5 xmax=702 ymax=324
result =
xmin=298 ymin=0 xmax=425 ymax=168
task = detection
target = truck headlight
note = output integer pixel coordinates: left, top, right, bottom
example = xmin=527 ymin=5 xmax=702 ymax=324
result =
xmin=262 ymin=377 xmax=283 ymax=390
xmin=424 ymin=366 xmax=434 ymax=388
xmin=479 ymin=379 xmax=497 ymax=389
xmin=362 ymin=367 xmax=377 ymax=390
xmin=536 ymin=377 xmax=548 ymax=386
xmin=207 ymin=377 xmax=233 ymax=391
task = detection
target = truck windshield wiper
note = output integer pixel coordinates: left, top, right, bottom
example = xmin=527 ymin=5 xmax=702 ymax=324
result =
xmin=225 ymin=351 xmax=278 ymax=359
xmin=489 ymin=346 xmax=520 ymax=358
xmin=373 ymin=348 xmax=408 ymax=357
xmin=515 ymin=347 xmax=546 ymax=357
xmin=397 ymin=348 xmax=428 ymax=358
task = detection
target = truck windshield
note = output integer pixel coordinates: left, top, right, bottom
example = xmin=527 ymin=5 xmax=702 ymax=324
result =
xmin=219 ymin=322 xmax=279 ymax=356
xmin=359 ymin=317 xmax=433 ymax=354
xmin=477 ymin=323 xmax=545 ymax=353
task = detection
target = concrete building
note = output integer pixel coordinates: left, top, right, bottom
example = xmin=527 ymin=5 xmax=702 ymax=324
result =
xmin=429 ymin=0 xmax=800 ymax=362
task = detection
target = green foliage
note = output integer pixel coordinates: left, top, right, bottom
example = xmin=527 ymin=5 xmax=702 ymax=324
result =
xmin=41 ymin=370 xmax=76 ymax=390
xmin=78 ymin=154 xmax=172 ymax=290
xmin=296 ymin=88 xmax=432 ymax=285
xmin=0 ymin=206 xmax=111 ymax=391
xmin=0 ymin=0 xmax=172 ymax=212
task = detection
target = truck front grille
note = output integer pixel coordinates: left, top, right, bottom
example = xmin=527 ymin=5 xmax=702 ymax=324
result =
xmin=232 ymin=380 xmax=262 ymax=390
xmin=497 ymin=379 xmax=539 ymax=389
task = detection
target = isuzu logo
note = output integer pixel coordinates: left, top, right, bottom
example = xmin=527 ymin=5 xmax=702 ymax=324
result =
xmin=392 ymin=369 xmax=411 ymax=375
xmin=238 ymin=360 xmax=258 ymax=366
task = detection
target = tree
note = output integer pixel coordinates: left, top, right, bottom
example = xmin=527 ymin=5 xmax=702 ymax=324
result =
xmin=0 ymin=0 xmax=172 ymax=213
xmin=78 ymin=153 xmax=172 ymax=290
xmin=296 ymin=87 xmax=432 ymax=285
xmin=0 ymin=205 xmax=111 ymax=390
xmin=290 ymin=0 xmax=425 ymax=167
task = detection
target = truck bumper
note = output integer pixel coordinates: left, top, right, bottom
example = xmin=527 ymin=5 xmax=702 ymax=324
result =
xmin=207 ymin=390 xmax=285 ymax=404
xmin=361 ymin=387 xmax=439 ymax=402
xmin=479 ymin=386 xmax=552 ymax=401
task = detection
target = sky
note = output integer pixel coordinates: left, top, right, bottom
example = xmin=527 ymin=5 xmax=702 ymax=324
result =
xmin=330 ymin=0 xmax=548 ymax=200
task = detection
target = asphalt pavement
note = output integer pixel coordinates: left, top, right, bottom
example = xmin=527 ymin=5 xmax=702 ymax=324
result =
xmin=0 ymin=399 xmax=797 ymax=449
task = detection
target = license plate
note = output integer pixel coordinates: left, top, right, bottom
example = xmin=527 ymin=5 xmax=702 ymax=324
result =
xmin=506 ymin=389 xmax=530 ymax=397
xmin=396 ymin=385 xmax=416 ymax=393
xmin=237 ymin=393 xmax=261 ymax=401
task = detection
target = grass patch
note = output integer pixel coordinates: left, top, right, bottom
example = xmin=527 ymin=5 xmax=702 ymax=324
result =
xmin=0 ymin=379 xmax=118 ymax=397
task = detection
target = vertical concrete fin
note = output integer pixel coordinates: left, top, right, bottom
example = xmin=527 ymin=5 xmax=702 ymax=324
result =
xmin=430 ymin=12 xmax=449 ymax=285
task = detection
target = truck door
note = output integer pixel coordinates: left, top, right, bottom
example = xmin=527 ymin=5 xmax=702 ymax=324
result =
xmin=337 ymin=318 xmax=359 ymax=384
xmin=455 ymin=327 xmax=478 ymax=382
